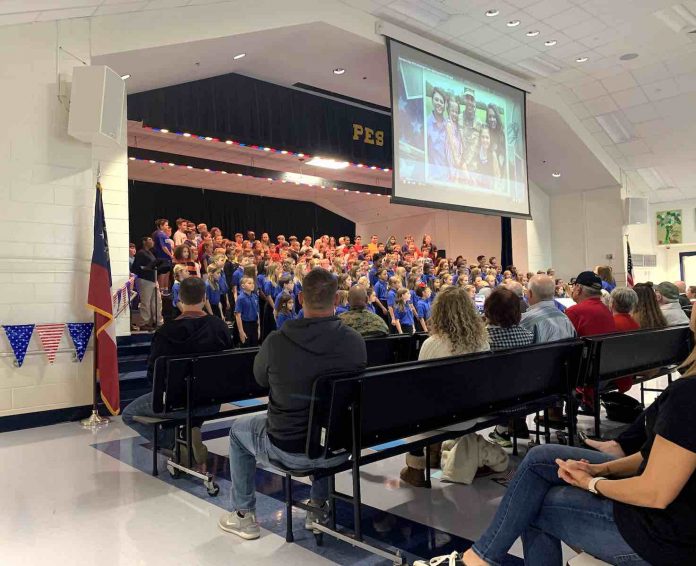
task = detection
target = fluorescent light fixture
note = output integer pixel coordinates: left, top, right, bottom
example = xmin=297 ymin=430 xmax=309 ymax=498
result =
xmin=507 ymin=19 xmax=521 ymax=27
xmin=654 ymin=4 xmax=696 ymax=33
xmin=128 ymin=157 xmax=135 ymax=161
xmin=576 ymin=56 xmax=589 ymax=63
xmin=526 ymin=30 xmax=540 ymax=37
xmin=544 ymin=40 xmax=557 ymax=46
xmin=306 ymin=157 xmax=350 ymax=170
xmin=390 ymin=0 xmax=449 ymax=27
xmin=233 ymin=53 xmax=246 ymax=60
xmin=485 ymin=9 xmax=500 ymax=17
xmin=120 ymin=74 xmax=131 ymax=80
xmin=333 ymin=68 xmax=346 ymax=75
xmin=183 ymin=132 xmax=191 ymax=137
xmin=552 ymin=172 xmax=561 ymax=178
xmin=160 ymin=129 xmax=169 ymax=133
xmin=517 ymin=57 xmax=562 ymax=77
xmin=637 ymin=167 xmax=672 ymax=190
xmin=595 ymin=112 xmax=634 ymax=144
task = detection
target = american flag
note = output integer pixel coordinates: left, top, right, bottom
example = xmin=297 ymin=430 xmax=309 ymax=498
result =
xmin=627 ymin=239 xmax=634 ymax=287
xmin=35 ymin=324 xmax=65 ymax=364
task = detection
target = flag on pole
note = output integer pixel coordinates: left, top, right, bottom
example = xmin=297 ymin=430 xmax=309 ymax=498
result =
xmin=86 ymin=182 xmax=120 ymax=415
xmin=626 ymin=238 xmax=635 ymax=288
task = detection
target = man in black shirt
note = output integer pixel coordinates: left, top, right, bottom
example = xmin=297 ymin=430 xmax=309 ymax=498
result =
xmin=122 ymin=277 xmax=232 ymax=466
xmin=218 ymin=268 xmax=366 ymax=540
xmin=131 ymin=237 xmax=162 ymax=330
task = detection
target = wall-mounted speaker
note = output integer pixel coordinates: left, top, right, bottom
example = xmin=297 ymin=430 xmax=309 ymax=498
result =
xmin=625 ymin=197 xmax=648 ymax=225
xmin=68 ymin=65 xmax=125 ymax=146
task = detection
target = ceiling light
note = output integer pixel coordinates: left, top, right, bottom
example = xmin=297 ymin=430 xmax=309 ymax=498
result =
xmin=552 ymin=172 xmax=561 ymax=178
xmin=306 ymin=156 xmax=350 ymax=170
xmin=233 ymin=53 xmax=246 ymax=60
xmin=183 ymin=132 xmax=191 ymax=137
xmin=186 ymin=165 xmax=193 ymax=169
xmin=507 ymin=19 xmax=521 ymax=27
xmin=596 ymin=112 xmax=634 ymax=144
xmin=526 ymin=30 xmax=540 ymax=37
xmin=333 ymin=68 xmax=346 ymax=75
xmin=517 ymin=57 xmax=561 ymax=77
xmin=205 ymin=137 xmax=213 ymax=141
xmin=148 ymin=160 xmax=155 ymax=164
xmin=225 ymin=140 xmax=233 ymax=144
xmin=168 ymin=163 xmax=175 ymax=166
xmin=576 ymin=56 xmax=589 ymax=63
xmin=485 ymin=9 xmax=499 ymax=17
xmin=120 ymin=74 xmax=131 ymax=80
xmin=159 ymin=129 xmax=169 ymax=133
xmin=654 ymin=4 xmax=696 ymax=33
xmin=544 ymin=40 xmax=557 ymax=46
xmin=128 ymin=157 xmax=135 ymax=161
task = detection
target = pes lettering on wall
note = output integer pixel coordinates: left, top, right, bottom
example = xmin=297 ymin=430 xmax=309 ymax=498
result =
xmin=353 ymin=123 xmax=384 ymax=147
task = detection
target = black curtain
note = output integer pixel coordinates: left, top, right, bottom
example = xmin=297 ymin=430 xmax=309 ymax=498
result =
xmin=128 ymin=180 xmax=355 ymax=243
xmin=501 ymin=216 xmax=513 ymax=269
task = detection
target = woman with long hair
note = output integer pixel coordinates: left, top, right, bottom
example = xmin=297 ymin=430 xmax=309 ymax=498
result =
xmin=633 ymin=282 xmax=668 ymax=329
xmin=470 ymin=126 xmax=501 ymax=189
xmin=400 ymin=287 xmax=490 ymax=486
xmin=486 ymin=103 xmax=506 ymax=170
xmin=596 ymin=265 xmax=617 ymax=292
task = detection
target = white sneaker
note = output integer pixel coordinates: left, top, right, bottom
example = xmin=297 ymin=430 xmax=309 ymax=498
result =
xmin=413 ymin=551 xmax=462 ymax=566
xmin=218 ymin=511 xmax=260 ymax=540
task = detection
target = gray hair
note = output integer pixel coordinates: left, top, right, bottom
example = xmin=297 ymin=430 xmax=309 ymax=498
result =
xmin=528 ymin=275 xmax=555 ymax=301
xmin=505 ymin=280 xmax=525 ymax=298
xmin=610 ymin=287 xmax=638 ymax=314
xmin=578 ymin=284 xmax=602 ymax=298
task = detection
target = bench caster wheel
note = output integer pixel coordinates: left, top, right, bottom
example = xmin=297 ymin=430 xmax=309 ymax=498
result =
xmin=205 ymin=480 xmax=220 ymax=497
xmin=167 ymin=463 xmax=180 ymax=479
xmin=314 ymin=532 xmax=323 ymax=546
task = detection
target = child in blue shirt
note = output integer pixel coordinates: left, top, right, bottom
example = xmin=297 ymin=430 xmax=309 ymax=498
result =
xmin=171 ymin=264 xmax=189 ymax=317
xmin=274 ymin=276 xmax=295 ymax=311
xmin=335 ymin=290 xmax=350 ymax=315
xmin=415 ymin=286 xmax=432 ymax=332
xmin=386 ymin=276 xmax=402 ymax=332
xmin=274 ymin=293 xmax=296 ymax=330
xmin=205 ymin=265 xmax=224 ymax=319
xmin=393 ymin=288 xmax=415 ymax=335
xmin=234 ymin=276 xmax=259 ymax=347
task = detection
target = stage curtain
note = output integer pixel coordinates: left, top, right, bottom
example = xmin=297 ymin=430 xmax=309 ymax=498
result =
xmin=128 ymin=181 xmax=355 ymax=244
xmin=501 ymin=216 xmax=513 ymax=269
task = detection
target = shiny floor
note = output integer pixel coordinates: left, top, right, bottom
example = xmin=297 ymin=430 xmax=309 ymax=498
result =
xmin=2 ymin=379 xmax=665 ymax=566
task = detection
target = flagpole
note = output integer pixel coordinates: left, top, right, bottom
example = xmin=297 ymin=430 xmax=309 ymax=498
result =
xmin=81 ymin=312 xmax=109 ymax=428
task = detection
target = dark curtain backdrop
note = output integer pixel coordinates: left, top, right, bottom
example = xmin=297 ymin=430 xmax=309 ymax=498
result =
xmin=501 ymin=217 xmax=513 ymax=269
xmin=128 ymin=181 xmax=355 ymax=244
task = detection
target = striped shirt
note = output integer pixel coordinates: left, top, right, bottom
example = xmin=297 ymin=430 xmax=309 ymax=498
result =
xmin=520 ymin=300 xmax=577 ymax=344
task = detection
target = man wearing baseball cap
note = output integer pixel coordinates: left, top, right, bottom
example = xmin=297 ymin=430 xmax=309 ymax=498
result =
xmin=566 ymin=271 xmax=617 ymax=337
xmin=655 ymin=281 xmax=690 ymax=326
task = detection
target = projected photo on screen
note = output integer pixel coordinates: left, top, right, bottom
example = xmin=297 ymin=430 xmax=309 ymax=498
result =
xmin=388 ymin=39 xmax=530 ymax=218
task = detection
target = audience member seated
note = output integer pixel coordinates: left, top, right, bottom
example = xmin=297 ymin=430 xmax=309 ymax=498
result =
xmin=416 ymin=352 xmax=696 ymax=566
xmin=218 ymin=269 xmax=367 ymax=540
xmin=400 ymin=287 xmax=490 ymax=487
xmin=610 ymin=287 xmax=640 ymax=332
xmin=504 ymin=280 xmax=528 ymax=313
xmin=339 ymin=285 xmax=389 ymax=337
xmin=520 ymin=275 xmax=576 ymax=343
xmin=485 ymin=287 xmax=534 ymax=351
xmin=633 ymin=282 xmax=668 ymax=329
xmin=655 ymin=281 xmax=689 ymax=326
xmin=674 ymin=280 xmax=691 ymax=308
xmin=122 ymin=277 xmax=233 ymax=466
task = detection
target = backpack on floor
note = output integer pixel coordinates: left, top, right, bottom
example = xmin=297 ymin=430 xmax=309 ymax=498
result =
xmin=600 ymin=392 xmax=644 ymax=423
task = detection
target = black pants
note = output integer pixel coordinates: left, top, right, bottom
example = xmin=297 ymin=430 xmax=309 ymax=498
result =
xmin=241 ymin=320 xmax=259 ymax=348
xmin=401 ymin=324 xmax=413 ymax=335
xmin=615 ymin=403 xmax=654 ymax=455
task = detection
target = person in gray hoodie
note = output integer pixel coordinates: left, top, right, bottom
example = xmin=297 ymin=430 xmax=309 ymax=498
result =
xmin=218 ymin=268 xmax=367 ymax=540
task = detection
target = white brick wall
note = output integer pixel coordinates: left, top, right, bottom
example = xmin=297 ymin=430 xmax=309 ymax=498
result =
xmin=0 ymin=20 xmax=129 ymax=418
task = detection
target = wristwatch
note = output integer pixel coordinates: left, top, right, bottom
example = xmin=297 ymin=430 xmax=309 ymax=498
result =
xmin=588 ymin=476 xmax=607 ymax=495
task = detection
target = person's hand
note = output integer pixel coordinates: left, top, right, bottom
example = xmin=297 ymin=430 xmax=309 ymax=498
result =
xmin=391 ymin=319 xmax=397 ymax=326
xmin=561 ymin=458 xmax=610 ymax=478
xmin=556 ymin=458 xmax=594 ymax=490
xmin=239 ymin=331 xmax=247 ymax=344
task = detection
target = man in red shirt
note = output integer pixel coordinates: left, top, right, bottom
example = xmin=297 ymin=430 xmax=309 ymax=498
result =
xmin=566 ymin=271 xmax=617 ymax=414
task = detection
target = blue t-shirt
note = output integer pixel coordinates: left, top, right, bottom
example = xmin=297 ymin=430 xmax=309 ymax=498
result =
xmin=231 ymin=267 xmax=244 ymax=290
xmin=387 ymin=289 xmax=398 ymax=308
xmin=374 ymin=280 xmax=388 ymax=301
xmin=416 ymin=299 xmax=431 ymax=321
xmin=257 ymin=274 xmax=266 ymax=292
xmin=335 ymin=305 xmax=349 ymax=315
xmin=410 ymin=289 xmax=418 ymax=305
xmin=274 ymin=290 xmax=295 ymax=310
xmin=366 ymin=303 xmax=376 ymax=314
xmin=219 ymin=272 xmax=229 ymax=294
xmin=264 ymin=280 xmax=281 ymax=301
xmin=602 ymin=281 xmax=616 ymax=292
xmin=420 ymin=273 xmax=435 ymax=285
xmin=152 ymin=229 xmax=170 ymax=261
xmin=206 ymin=280 xmax=222 ymax=305
xmin=171 ymin=281 xmax=181 ymax=308
xmin=293 ymin=281 xmax=302 ymax=297
xmin=235 ymin=291 xmax=259 ymax=322
xmin=395 ymin=302 xmax=415 ymax=327
xmin=368 ymin=268 xmax=378 ymax=287
xmin=276 ymin=310 xmax=296 ymax=329
xmin=297 ymin=308 xmax=304 ymax=319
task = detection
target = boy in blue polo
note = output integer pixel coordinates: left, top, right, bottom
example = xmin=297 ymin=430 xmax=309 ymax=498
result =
xmin=415 ymin=286 xmax=432 ymax=332
xmin=235 ymin=276 xmax=260 ymax=347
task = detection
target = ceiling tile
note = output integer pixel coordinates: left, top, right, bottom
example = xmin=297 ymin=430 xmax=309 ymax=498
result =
xmin=600 ymin=71 xmax=638 ymax=93
xmin=610 ymin=87 xmax=648 ymax=108
xmin=437 ymin=15 xmax=483 ymax=37
xmin=630 ymin=62 xmax=672 ymax=85
xmin=615 ymin=139 xmax=651 ymax=157
xmin=577 ymin=31 xmax=619 ymax=49
xmin=523 ymin=0 xmax=573 ymax=20
xmin=144 ymin=0 xmax=191 ymax=9
xmin=592 ymin=130 xmax=613 ymax=146
xmin=581 ymin=116 xmax=602 ymax=133
xmin=569 ymin=101 xmax=591 ymax=119
xmin=583 ymin=94 xmax=618 ymax=114
xmin=461 ymin=25 xmax=506 ymax=46
xmin=94 ymin=2 xmax=149 ymax=15
xmin=675 ymin=73 xmax=696 ymax=95
xmin=643 ymin=78 xmax=680 ymax=101
xmin=622 ymin=102 xmax=661 ymax=124
xmin=549 ymin=40 xmax=589 ymax=59
xmin=479 ymin=34 xmax=524 ymax=55
xmin=573 ymin=80 xmax=607 ymax=99
xmin=543 ymin=6 xmax=593 ymax=30
xmin=0 ymin=12 xmax=40 ymax=25
xmin=36 ymin=6 xmax=98 ymax=21
xmin=497 ymin=44 xmax=540 ymax=63
xmin=563 ymin=18 xmax=607 ymax=41
xmin=0 ymin=0 xmax=95 ymax=13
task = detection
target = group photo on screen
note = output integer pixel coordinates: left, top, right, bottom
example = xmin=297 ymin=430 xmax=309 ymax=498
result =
xmin=390 ymin=39 xmax=529 ymax=217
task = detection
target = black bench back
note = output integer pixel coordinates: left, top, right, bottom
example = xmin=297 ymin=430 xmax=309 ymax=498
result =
xmin=364 ymin=334 xmax=412 ymax=366
xmin=308 ymin=339 xmax=584 ymax=458
xmin=151 ymin=348 xmax=267 ymax=413
xmin=586 ymin=325 xmax=691 ymax=383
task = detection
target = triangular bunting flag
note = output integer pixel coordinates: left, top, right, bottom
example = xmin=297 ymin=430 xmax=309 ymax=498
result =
xmin=35 ymin=323 xmax=65 ymax=364
xmin=67 ymin=322 xmax=93 ymax=362
xmin=3 ymin=324 xmax=35 ymax=367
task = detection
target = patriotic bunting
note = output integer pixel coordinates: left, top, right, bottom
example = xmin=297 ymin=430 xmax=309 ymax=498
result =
xmin=67 ymin=322 xmax=93 ymax=362
xmin=35 ymin=323 xmax=65 ymax=364
xmin=4 ymin=324 xmax=35 ymax=367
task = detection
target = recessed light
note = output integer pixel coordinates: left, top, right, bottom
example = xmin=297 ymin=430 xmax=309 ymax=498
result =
xmin=552 ymin=172 xmax=561 ymax=178
xmin=225 ymin=140 xmax=233 ymax=144
xmin=333 ymin=68 xmax=346 ymax=75
xmin=168 ymin=163 xmax=175 ymax=167
xmin=160 ymin=129 xmax=169 ymax=133
xmin=128 ymin=157 xmax=135 ymax=161
xmin=576 ymin=56 xmax=589 ymax=63
xmin=544 ymin=40 xmax=557 ymax=46
xmin=120 ymin=74 xmax=131 ymax=80
xmin=485 ymin=9 xmax=499 ymax=17
xmin=204 ymin=137 xmax=213 ymax=141
xmin=183 ymin=132 xmax=191 ymax=137
xmin=526 ymin=30 xmax=540 ymax=37
xmin=233 ymin=53 xmax=246 ymax=60
xmin=507 ymin=19 xmax=521 ymax=27
xmin=620 ymin=52 xmax=639 ymax=61
xmin=148 ymin=160 xmax=156 ymax=164
xmin=186 ymin=165 xmax=193 ymax=169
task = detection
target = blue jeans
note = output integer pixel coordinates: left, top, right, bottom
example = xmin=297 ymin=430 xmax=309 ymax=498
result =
xmin=473 ymin=444 xmax=649 ymax=566
xmin=122 ymin=393 xmax=220 ymax=449
xmin=228 ymin=413 xmax=348 ymax=512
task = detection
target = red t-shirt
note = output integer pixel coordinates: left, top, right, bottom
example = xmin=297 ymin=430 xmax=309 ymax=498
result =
xmin=613 ymin=313 xmax=640 ymax=332
xmin=565 ymin=297 xmax=616 ymax=337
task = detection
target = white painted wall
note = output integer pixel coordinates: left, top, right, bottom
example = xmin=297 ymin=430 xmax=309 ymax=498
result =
xmin=526 ymin=182 xmax=552 ymax=273
xmin=549 ymin=187 xmax=625 ymax=282
xmin=0 ymin=21 xmax=129 ymax=418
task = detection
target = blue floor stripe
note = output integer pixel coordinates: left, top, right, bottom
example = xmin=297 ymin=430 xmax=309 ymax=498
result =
xmin=93 ymin=437 xmax=523 ymax=565
xmin=369 ymin=439 xmax=407 ymax=451
xmin=233 ymin=398 xmax=266 ymax=408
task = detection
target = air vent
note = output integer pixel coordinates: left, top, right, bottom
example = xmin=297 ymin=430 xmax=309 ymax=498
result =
xmin=644 ymin=254 xmax=657 ymax=268
xmin=633 ymin=254 xmax=645 ymax=267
